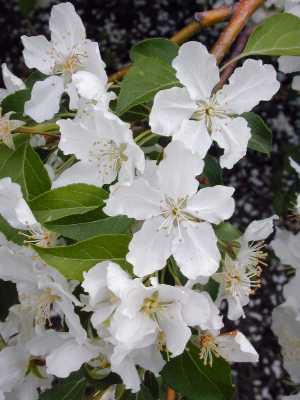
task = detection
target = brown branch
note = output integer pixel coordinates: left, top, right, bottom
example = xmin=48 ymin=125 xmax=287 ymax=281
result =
xmin=108 ymin=5 xmax=233 ymax=82
xmin=166 ymin=387 xmax=176 ymax=400
xmin=211 ymin=0 xmax=264 ymax=64
xmin=218 ymin=25 xmax=256 ymax=88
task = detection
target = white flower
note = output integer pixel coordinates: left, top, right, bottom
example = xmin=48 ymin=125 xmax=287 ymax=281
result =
xmin=21 ymin=2 xmax=106 ymax=122
xmin=271 ymin=228 xmax=300 ymax=269
xmin=149 ymin=41 xmax=279 ymax=168
xmin=279 ymin=56 xmax=300 ymax=91
xmin=0 ymin=63 xmax=25 ymax=102
xmin=272 ymin=299 xmax=300 ymax=384
xmin=214 ymin=217 xmax=277 ymax=320
xmin=53 ymin=110 xmax=145 ymax=188
xmin=0 ymin=108 xmax=24 ymax=150
xmin=0 ymin=177 xmax=56 ymax=247
xmin=195 ymin=330 xmax=258 ymax=367
xmin=0 ymin=244 xmax=85 ymax=339
xmin=105 ymin=141 xmax=235 ymax=279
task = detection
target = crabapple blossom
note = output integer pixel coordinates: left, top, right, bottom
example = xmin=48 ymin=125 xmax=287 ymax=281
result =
xmin=0 ymin=177 xmax=56 ymax=247
xmin=105 ymin=141 xmax=235 ymax=278
xmin=0 ymin=63 xmax=25 ymax=102
xmin=149 ymin=41 xmax=279 ymax=168
xmin=53 ymin=110 xmax=145 ymax=188
xmin=213 ymin=216 xmax=277 ymax=320
xmin=0 ymin=108 xmax=24 ymax=150
xmin=22 ymin=2 xmax=106 ymax=122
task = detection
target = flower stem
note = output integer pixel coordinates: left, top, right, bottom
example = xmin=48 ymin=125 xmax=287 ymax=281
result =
xmin=55 ymin=155 xmax=76 ymax=175
xmin=16 ymin=122 xmax=59 ymax=135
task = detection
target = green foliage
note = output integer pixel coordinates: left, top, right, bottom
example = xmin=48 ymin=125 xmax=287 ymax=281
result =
xmin=202 ymin=155 xmax=224 ymax=186
xmin=33 ymin=233 xmax=132 ymax=280
xmin=243 ymin=112 xmax=272 ymax=155
xmin=243 ymin=13 xmax=300 ymax=57
xmin=0 ymin=134 xmax=51 ymax=201
xmin=40 ymin=371 xmax=87 ymax=400
xmin=45 ymin=210 xmax=134 ymax=241
xmin=1 ymin=89 xmax=31 ymax=115
xmin=130 ymin=38 xmax=178 ymax=64
xmin=214 ymin=222 xmax=241 ymax=243
xmin=29 ymin=184 xmax=108 ymax=223
xmin=0 ymin=216 xmax=24 ymax=244
xmin=161 ymin=344 xmax=235 ymax=400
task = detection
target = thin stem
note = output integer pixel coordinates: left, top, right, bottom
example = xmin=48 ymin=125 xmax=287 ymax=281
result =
xmin=16 ymin=122 xmax=59 ymax=135
xmin=55 ymin=155 xmax=76 ymax=175
xmin=211 ymin=0 xmax=264 ymax=64
xmin=108 ymin=4 xmax=233 ymax=82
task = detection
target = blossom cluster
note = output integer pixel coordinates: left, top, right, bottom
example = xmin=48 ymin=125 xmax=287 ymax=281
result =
xmin=0 ymin=2 xmax=282 ymax=399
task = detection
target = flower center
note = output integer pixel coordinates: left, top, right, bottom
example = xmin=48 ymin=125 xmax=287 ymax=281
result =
xmin=52 ymin=47 xmax=88 ymax=81
xmin=36 ymin=289 xmax=60 ymax=326
xmin=198 ymin=333 xmax=220 ymax=367
xmin=141 ymin=291 xmax=161 ymax=317
xmin=88 ymin=140 xmax=128 ymax=179
xmin=22 ymin=226 xmax=57 ymax=248
xmin=191 ymin=96 xmax=228 ymax=133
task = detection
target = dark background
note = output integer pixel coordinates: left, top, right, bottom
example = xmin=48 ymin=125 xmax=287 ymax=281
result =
xmin=0 ymin=1 xmax=299 ymax=398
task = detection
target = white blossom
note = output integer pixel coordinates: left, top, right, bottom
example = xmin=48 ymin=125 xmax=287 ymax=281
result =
xmin=0 ymin=64 xmax=25 ymax=102
xmin=0 ymin=108 xmax=24 ymax=150
xmin=21 ymin=2 xmax=106 ymax=122
xmin=149 ymin=41 xmax=279 ymax=168
xmin=0 ymin=177 xmax=56 ymax=247
xmin=105 ymin=142 xmax=235 ymax=278
xmin=53 ymin=110 xmax=145 ymax=188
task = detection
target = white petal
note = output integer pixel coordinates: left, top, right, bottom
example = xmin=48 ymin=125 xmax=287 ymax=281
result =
xmin=106 ymin=262 xmax=132 ymax=299
xmin=132 ymin=345 xmax=165 ymax=376
xmin=127 ymin=217 xmax=173 ymax=277
xmin=46 ymin=339 xmax=99 ymax=378
xmin=0 ymin=177 xmax=37 ymax=229
xmin=0 ymin=89 xmax=8 ymax=102
xmin=149 ymin=87 xmax=197 ymax=135
xmin=212 ymin=117 xmax=251 ymax=169
xmin=216 ymin=331 xmax=258 ymax=363
xmin=278 ymin=56 xmax=300 ymax=73
xmin=181 ymin=288 xmax=223 ymax=331
xmin=283 ymin=270 xmax=300 ymax=305
xmin=27 ymin=330 xmax=67 ymax=357
xmin=227 ymin=296 xmax=246 ymax=320
xmin=25 ymin=76 xmax=64 ymax=123
xmin=57 ymin=299 xmax=87 ymax=344
xmin=173 ymin=222 xmax=221 ymax=278
xmin=52 ymin=161 xmax=103 ymax=188
xmin=82 ymin=262 xmax=109 ymax=306
xmin=2 ymin=63 xmax=25 ymax=93
xmin=157 ymin=141 xmax=204 ymax=199
xmin=0 ymin=346 xmax=28 ymax=391
xmin=66 ymin=82 xmax=80 ymax=110
xmin=85 ymin=40 xmax=107 ymax=80
xmin=104 ymin=177 xmax=162 ymax=219
xmin=243 ymin=215 xmax=278 ymax=242
xmin=158 ymin=303 xmax=191 ymax=357
xmin=187 ymin=185 xmax=235 ymax=224
xmin=172 ymin=41 xmax=219 ymax=101
xmin=21 ymin=35 xmax=55 ymax=75
xmin=0 ymin=247 xmax=36 ymax=286
xmin=73 ymin=71 xmax=106 ymax=101
xmin=91 ymin=304 xmax=116 ymax=329
xmin=110 ymin=354 xmax=141 ymax=393
xmin=173 ymin=119 xmax=212 ymax=159
xmin=290 ymin=157 xmax=300 ymax=175
xmin=271 ymin=229 xmax=300 ymax=268
xmin=49 ymin=2 xmax=86 ymax=57
xmin=217 ymin=59 xmax=280 ymax=114
xmin=57 ymin=117 xmax=99 ymax=160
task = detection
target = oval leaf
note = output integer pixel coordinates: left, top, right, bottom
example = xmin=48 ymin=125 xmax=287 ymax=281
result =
xmin=33 ymin=233 xmax=132 ymax=280
xmin=243 ymin=112 xmax=272 ymax=155
xmin=130 ymin=38 xmax=178 ymax=64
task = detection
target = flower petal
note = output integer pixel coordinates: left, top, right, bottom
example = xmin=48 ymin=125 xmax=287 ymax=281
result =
xmin=187 ymin=185 xmax=235 ymax=224
xmin=0 ymin=346 xmax=28 ymax=391
xmin=173 ymin=222 xmax=221 ymax=278
xmin=212 ymin=117 xmax=251 ymax=169
xmin=243 ymin=215 xmax=278 ymax=242
xmin=25 ymin=76 xmax=64 ymax=123
xmin=157 ymin=141 xmax=204 ymax=199
xmin=2 ymin=63 xmax=25 ymax=93
xmin=21 ymin=35 xmax=55 ymax=75
xmin=278 ymin=56 xmax=300 ymax=73
xmin=173 ymin=119 xmax=212 ymax=159
xmin=149 ymin=87 xmax=197 ymax=135
xmin=127 ymin=217 xmax=173 ymax=277
xmin=216 ymin=331 xmax=259 ymax=363
xmin=217 ymin=59 xmax=280 ymax=114
xmin=172 ymin=41 xmax=219 ymax=101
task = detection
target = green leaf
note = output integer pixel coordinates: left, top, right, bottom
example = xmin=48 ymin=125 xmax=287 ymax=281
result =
xmin=0 ymin=215 xmax=24 ymax=244
xmin=29 ymin=184 xmax=108 ymax=223
xmin=116 ymin=57 xmax=179 ymax=116
xmin=33 ymin=233 xmax=132 ymax=280
xmin=40 ymin=371 xmax=87 ymax=400
xmin=243 ymin=112 xmax=272 ymax=155
xmin=214 ymin=222 xmax=241 ymax=242
xmin=243 ymin=13 xmax=300 ymax=57
xmin=162 ymin=345 xmax=235 ymax=400
xmin=1 ymin=89 xmax=31 ymax=114
xmin=45 ymin=209 xmax=134 ymax=241
xmin=0 ymin=134 xmax=51 ymax=201
xmin=130 ymin=38 xmax=178 ymax=64
xmin=202 ymin=156 xmax=223 ymax=186
xmin=26 ymin=70 xmax=47 ymax=89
